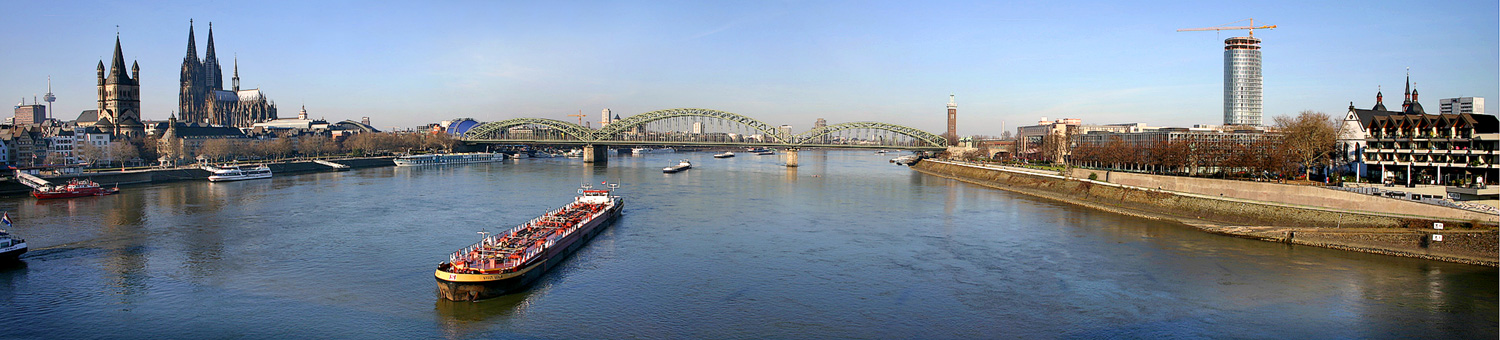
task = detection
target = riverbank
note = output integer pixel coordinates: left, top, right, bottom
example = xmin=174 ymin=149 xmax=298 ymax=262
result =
xmin=1 ymin=156 xmax=396 ymax=195
xmin=911 ymin=159 xmax=1498 ymax=266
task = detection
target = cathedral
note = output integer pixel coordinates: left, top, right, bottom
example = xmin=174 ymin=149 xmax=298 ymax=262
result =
xmin=177 ymin=21 xmax=277 ymax=127
xmin=95 ymin=34 xmax=145 ymax=138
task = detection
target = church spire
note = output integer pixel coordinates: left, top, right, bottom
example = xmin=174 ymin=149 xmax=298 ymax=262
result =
xmin=204 ymin=22 xmax=222 ymax=90
xmin=107 ymin=34 xmax=133 ymax=84
xmin=1402 ymin=69 xmax=1412 ymax=112
xmin=232 ymin=56 xmax=240 ymax=91
xmin=184 ymin=19 xmax=198 ymax=61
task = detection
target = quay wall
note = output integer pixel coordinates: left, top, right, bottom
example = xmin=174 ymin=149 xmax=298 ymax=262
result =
xmin=4 ymin=157 xmax=398 ymax=195
xmin=912 ymin=160 xmax=1498 ymax=266
xmin=1070 ymin=168 xmax=1495 ymax=223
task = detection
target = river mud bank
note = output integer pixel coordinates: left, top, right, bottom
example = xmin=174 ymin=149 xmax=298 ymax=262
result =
xmin=911 ymin=160 xmax=1498 ymax=266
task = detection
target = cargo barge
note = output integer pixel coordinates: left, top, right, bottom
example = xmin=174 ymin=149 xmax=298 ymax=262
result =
xmin=435 ymin=183 xmax=623 ymax=301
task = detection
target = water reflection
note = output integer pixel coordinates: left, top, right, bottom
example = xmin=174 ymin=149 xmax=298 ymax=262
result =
xmin=434 ymin=293 xmax=532 ymax=338
xmin=0 ymin=151 xmax=1492 ymax=339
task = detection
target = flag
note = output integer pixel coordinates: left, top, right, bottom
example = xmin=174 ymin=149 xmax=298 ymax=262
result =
xmin=2 ymin=212 xmax=10 ymax=228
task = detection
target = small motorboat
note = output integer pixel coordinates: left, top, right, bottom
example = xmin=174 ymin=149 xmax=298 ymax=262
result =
xmin=663 ymin=160 xmax=692 ymax=173
xmin=1 ymin=213 xmax=26 ymax=262
xmin=713 ymin=152 xmax=735 ymax=158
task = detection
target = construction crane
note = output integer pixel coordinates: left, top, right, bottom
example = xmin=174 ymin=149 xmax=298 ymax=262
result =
xmin=567 ymin=110 xmax=589 ymax=127
xmin=1177 ymin=18 xmax=1276 ymax=36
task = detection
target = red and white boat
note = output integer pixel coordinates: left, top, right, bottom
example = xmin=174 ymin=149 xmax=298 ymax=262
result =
xmin=31 ymin=178 xmax=119 ymax=199
xmin=435 ymin=183 xmax=624 ymax=301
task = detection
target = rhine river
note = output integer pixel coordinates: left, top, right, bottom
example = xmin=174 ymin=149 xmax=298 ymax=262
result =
xmin=1 ymin=150 xmax=1494 ymax=339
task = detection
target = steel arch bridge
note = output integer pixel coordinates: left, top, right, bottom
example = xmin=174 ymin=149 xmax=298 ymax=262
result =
xmin=462 ymin=108 xmax=947 ymax=150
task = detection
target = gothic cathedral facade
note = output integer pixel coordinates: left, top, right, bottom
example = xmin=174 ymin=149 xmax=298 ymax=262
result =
xmin=178 ymin=21 xmax=277 ymax=127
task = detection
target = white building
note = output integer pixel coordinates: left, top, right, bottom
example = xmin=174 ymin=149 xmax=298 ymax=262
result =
xmin=1439 ymin=97 xmax=1485 ymax=115
xmin=1223 ymin=36 xmax=1264 ymax=126
xmin=45 ymin=129 xmax=75 ymax=164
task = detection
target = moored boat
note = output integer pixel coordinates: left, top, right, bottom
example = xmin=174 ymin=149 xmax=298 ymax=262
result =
xmin=204 ymin=164 xmax=273 ymax=182
xmin=31 ymin=178 xmax=119 ymax=199
xmin=713 ymin=152 xmax=735 ymax=158
xmin=663 ymin=159 xmax=692 ymax=173
xmin=395 ymin=152 xmax=505 ymax=166
xmin=435 ymin=184 xmax=624 ymax=301
xmin=632 ymin=147 xmax=676 ymax=155
xmin=1 ymin=213 xmax=25 ymax=262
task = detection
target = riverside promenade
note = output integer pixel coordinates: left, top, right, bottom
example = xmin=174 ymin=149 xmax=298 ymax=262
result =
xmin=0 ymin=156 xmax=397 ymax=195
xmin=912 ymin=159 xmax=1498 ymax=266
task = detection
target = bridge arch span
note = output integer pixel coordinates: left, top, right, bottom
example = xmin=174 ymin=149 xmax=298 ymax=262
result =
xmin=793 ymin=121 xmax=948 ymax=148
xmin=464 ymin=118 xmax=596 ymax=141
xmin=598 ymin=108 xmax=788 ymax=143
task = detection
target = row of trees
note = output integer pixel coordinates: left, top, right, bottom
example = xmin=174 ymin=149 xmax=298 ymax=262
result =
xmin=1010 ymin=111 xmax=1340 ymax=181
xmin=74 ymin=132 xmax=460 ymax=167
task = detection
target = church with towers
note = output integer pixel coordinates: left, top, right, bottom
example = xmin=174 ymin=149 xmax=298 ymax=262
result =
xmin=177 ymin=21 xmax=278 ymax=128
xmin=94 ymin=34 xmax=146 ymax=138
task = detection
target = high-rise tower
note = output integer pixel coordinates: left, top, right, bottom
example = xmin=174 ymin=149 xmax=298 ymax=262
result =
xmin=946 ymin=94 xmax=957 ymax=145
xmin=1223 ymin=36 xmax=1262 ymax=126
xmin=1178 ymin=19 xmax=1275 ymax=126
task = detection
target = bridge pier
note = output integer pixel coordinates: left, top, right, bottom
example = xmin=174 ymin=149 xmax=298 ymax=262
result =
xmin=582 ymin=145 xmax=608 ymax=164
xmin=785 ymin=148 xmax=799 ymax=168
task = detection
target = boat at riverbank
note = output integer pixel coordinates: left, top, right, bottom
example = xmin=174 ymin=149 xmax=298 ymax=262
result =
xmin=1 ymin=214 xmax=24 ymax=262
xmin=663 ymin=160 xmax=692 ymax=173
xmin=714 ymin=152 xmax=735 ymax=158
xmin=394 ymin=152 xmax=505 ymax=166
xmin=435 ymin=184 xmax=624 ymax=301
xmin=205 ymin=165 xmax=273 ymax=182
xmin=632 ymin=147 xmax=676 ymax=155
xmin=31 ymin=178 xmax=119 ymax=199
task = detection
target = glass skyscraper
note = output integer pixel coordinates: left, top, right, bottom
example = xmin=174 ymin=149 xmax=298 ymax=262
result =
xmin=1223 ymin=36 xmax=1262 ymax=126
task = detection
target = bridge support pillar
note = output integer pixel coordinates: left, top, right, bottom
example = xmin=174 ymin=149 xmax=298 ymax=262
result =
xmin=583 ymin=145 xmax=608 ymax=164
xmin=785 ymin=148 xmax=799 ymax=168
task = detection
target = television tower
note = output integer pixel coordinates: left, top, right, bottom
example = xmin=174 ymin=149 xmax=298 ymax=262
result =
xmin=42 ymin=76 xmax=56 ymax=121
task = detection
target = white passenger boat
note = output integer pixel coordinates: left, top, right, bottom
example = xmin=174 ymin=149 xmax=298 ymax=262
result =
xmin=394 ymin=152 xmax=506 ymax=166
xmin=713 ymin=152 xmax=735 ymax=158
xmin=204 ymin=164 xmax=273 ymax=182
xmin=662 ymin=160 xmax=692 ymax=173
xmin=632 ymin=147 xmax=677 ymax=155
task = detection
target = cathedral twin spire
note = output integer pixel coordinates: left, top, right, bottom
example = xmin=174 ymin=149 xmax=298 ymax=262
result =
xmin=182 ymin=20 xmax=224 ymax=91
xmin=177 ymin=20 xmax=277 ymax=127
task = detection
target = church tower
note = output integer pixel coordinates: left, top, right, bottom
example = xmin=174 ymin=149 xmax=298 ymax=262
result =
xmin=204 ymin=22 xmax=223 ymax=91
xmin=98 ymin=34 xmax=143 ymax=138
xmin=179 ymin=20 xmax=207 ymax=123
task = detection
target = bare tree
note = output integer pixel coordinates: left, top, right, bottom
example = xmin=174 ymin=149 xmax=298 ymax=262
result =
xmin=1274 ymin=110 xmax=1339 ymax=179
xmin=199 ymin=139 xmax=235 ymax=163
xmin=75 ymin=141 xmax=104 ymax=167
xmin=107 ymin=140 xmax=139 ymax=167
xmin=158 ymin=137 xmax=185 ymax=165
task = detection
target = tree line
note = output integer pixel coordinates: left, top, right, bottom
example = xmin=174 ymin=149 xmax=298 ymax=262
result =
xmin=998 ymin=111 xmax=1341 ymax=181
xmin=74 ymin=132 xmax=459 ymax=167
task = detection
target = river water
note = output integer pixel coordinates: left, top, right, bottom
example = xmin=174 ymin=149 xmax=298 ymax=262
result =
xmin=0 ymin=150 xmax=1494 ymax=339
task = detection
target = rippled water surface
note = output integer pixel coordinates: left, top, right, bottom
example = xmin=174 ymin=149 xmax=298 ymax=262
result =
xmin=1 ymin=150 xmax=1495 ymax=339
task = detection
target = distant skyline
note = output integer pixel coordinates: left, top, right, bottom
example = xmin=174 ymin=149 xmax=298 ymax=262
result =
xmin=0 ymin=0 xmax=1495 ymax=136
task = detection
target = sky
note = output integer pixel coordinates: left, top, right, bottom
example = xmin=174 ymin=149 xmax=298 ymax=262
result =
xmin=0 ymin=0 xmax=1495 ymax=136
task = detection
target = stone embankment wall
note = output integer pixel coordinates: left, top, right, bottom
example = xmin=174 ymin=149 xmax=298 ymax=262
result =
xmin=912 ymin=160 xmax=1498 ymax=266
xmin=1071 ymin=168 xmax=1496 ymax=223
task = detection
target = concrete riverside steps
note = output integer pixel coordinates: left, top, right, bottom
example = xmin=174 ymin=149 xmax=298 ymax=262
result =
xmin=911 ymin=159 xmax=1498 ymax=266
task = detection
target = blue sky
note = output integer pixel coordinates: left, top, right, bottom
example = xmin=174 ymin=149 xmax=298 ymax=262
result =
xmin=1 ymin=0 xmax=1495 ymax=136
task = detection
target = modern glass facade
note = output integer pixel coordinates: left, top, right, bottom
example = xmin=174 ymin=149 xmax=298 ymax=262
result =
xmin=1223 ymin=36 xmax=1262 ymax=126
